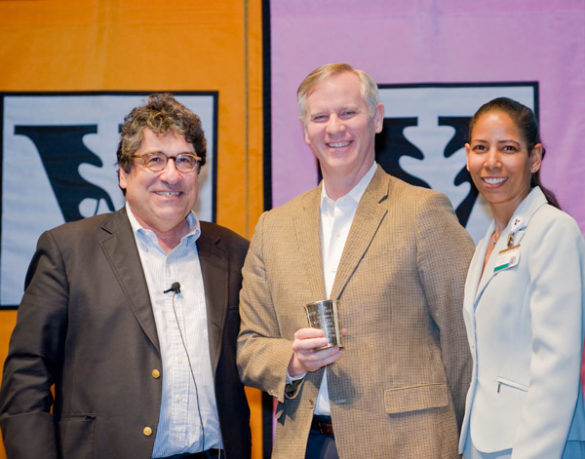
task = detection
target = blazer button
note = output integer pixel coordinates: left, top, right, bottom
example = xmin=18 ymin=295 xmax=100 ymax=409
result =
xmin=152 ymin=369 xmax=161 ymax=379
xmin=143 ymin=426 xmax=153 ymax=437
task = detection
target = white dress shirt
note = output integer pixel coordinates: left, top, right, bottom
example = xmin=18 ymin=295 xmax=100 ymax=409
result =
xmin=126 ymin=204 xmax=222 ymax=457
xmin=314 ymin=162 xmax=377 ymax=415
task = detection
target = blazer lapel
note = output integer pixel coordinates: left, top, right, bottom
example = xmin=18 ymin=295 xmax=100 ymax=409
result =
xmin=99 ymin=209 xmax=159 ymax=352
xmin=472 ymin=222 xmax=496 ymax=306
xmin=474 ymin=187 xmax=549 ymax=304
xmin=331 ymin=167 xmax=388 ymax=300
xmin=294 ymin=187 xmax=327 ymax=301
xmin=197 ymin=229 xmax=227 ymax=372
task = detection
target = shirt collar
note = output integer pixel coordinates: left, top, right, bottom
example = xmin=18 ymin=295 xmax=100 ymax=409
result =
xmin=320 ymin=161 xmax=377 ymax=207
xmin=125 ymin=202 xmax=201 ymax=244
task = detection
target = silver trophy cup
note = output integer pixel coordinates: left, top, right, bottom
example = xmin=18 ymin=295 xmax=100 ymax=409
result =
xmin=304 ymin=299 xmax=343 ymax=349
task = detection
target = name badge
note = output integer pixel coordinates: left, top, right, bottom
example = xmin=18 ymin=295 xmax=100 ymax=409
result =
xmin=494 ymin=245 xmax=520 ymax=273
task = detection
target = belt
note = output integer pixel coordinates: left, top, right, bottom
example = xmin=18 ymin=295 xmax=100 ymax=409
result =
xmin=155 ymin=450 xmax=221 ymax=459
xmin=311 ymin=415 xmax=334 ymax=436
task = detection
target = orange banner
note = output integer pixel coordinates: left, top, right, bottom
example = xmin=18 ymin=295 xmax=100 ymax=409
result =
xmin=0 ymin=1 xmax=265 ymax=457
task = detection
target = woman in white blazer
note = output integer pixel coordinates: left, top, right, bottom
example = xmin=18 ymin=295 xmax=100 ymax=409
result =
xmin=459 ymin=97 xmax=585 ymax=458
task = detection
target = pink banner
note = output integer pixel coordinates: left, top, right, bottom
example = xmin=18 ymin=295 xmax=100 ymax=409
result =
xmin=269 ymin=0 xmax=585 ymax=239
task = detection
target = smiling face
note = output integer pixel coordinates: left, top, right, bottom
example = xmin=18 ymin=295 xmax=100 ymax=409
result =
xmin=302 ymin=71 xmax=384 ymax=195
xmin=119 ymin=128 xmax=199 ymax=238
xmin=466 ymin=110 xmax=542 ymax=216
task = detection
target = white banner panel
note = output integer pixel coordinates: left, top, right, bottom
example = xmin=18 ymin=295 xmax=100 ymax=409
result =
xmin=1 ymin=93 xmax=217 ymax=307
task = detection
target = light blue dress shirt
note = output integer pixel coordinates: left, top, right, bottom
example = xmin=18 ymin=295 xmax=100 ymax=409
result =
xmin=126 ymin=204 xmax=222 ymax=457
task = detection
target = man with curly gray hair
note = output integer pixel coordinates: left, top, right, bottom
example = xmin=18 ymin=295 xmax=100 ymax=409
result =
xmin=0 ymin=93 xmax=251 ymax=459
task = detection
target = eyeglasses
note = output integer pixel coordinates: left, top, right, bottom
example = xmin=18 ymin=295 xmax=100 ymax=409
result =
xmin=132 ymin=152 xmax=202 ymax=173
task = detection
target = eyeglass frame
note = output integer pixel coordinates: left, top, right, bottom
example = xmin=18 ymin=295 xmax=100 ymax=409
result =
xmin=132 ymin=151 xmax=202 ymax=173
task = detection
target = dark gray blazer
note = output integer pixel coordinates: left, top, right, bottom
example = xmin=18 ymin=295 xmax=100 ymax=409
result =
xmin=0 ymin=209 xmax=251 ymax=459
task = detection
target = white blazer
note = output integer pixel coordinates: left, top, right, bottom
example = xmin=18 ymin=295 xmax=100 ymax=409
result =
xmin=459 ymin=187 xmax=585 ymax=458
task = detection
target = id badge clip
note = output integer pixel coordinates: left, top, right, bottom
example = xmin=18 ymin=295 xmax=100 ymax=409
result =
xmin=494 ymin=244 xmax=520 ymax=273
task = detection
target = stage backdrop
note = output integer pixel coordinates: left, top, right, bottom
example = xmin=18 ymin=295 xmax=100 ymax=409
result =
xmin=267 ymin=0 xmax=585 ymax=242
xmin=0 ymin=1 xmax=265 ymax=458
xmin=1 ymin=92 xmax=220 ymax=307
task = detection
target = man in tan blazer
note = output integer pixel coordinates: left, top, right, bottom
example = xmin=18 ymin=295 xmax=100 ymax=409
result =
xmin=237 ymin=63 xmax=474 ymax=458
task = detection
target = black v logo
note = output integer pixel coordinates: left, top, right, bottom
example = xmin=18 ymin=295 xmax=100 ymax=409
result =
xmin=375 ymin=116 xmax=478 ymax=227
xmin=14 ymin=125 xmax=115 ymax=222
xmin=438 ymin=116 xmax=478 ymax=226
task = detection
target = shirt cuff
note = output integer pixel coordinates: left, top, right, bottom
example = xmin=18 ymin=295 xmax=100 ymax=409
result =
xmin=286 ymin=370 xmax=306 ymax=384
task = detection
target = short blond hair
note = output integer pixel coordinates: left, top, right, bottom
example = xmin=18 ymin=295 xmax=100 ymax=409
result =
xmin=297 ymin=63 xmax=380 ymax=123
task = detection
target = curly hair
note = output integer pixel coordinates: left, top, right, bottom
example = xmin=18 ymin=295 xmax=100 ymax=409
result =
xmin=117 ymin=93 xmax=207 ymax=173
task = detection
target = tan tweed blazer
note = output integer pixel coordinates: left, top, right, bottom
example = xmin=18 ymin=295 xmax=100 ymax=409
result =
xmin=238 ymin=166 xmax=474 ymax=458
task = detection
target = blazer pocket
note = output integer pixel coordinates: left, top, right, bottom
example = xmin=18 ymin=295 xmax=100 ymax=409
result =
xmin=58 ymin=414 xmax=96 ymax=458
xmin=496 ymin=376 xmax=529 ymax=393
xmin=384 ymin=383 xmax=449 ymax=415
